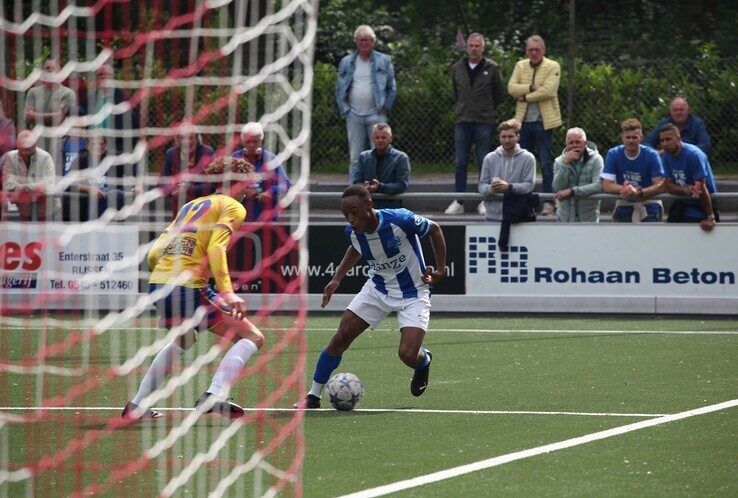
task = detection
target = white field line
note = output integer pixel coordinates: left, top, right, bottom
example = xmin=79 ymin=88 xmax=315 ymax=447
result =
xmin=316 ymin=327 xmax=738 ymax=336
xmin=0 ymin=406 xmax=667 ymax=417
xmin=2 ymin=326 xmax=738 ymax=335
xmin=338 ymin=398 xmax=738 ymax=498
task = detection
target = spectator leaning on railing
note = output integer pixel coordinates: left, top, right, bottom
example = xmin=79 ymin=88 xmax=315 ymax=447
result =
xmin=644 ymin=97 xmax=710 ymax=155
xmin=600 ymin=118 xmax=665 ymax=223
xmin=2 ymin=130 xmax=56 ymax=221
xmin=335 ymin=25 xmax=397 ymax=183
xmin=65 ymin=134 xmax=126 ymax=222
xmin=232 ymin=121 xmax=291 ymax=222
xmin=552 ymin=127 xmax=603 ymax=222
xmin=351 ymin=122 xmax=410 ymax=209
xmin=159 ymin=122 xmax=215 ymax=218
xmin=658 ymin=123 xmax=718 ymax=231
xmin=478 ymin=119 xmax=536 ymax=222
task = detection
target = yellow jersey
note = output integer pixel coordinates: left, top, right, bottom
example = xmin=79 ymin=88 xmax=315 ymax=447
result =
xmin=148 ymin=194 xmax=246 ymax=293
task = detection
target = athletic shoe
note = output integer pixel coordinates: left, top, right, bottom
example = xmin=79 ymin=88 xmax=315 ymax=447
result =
xmin=477 ymin=201 xmax=487 ymax=215
xmin=121 ymin=401 xmax=163 ymax=421
xmin=410 ymin=350 xmax=432 ymax=397
xmin=540 ymin=202 xmax=556 ymax=215
xmin=195 ymin=392 xmax=245 ymax=419
xmin=444 ymin=201 xmax=463 ymax=215
xmin=293 ymin=394 xmax=321 ymax=409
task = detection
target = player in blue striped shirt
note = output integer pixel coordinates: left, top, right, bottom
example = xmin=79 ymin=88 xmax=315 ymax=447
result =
xmin=301 ymin=185 xmax=447 ymax=408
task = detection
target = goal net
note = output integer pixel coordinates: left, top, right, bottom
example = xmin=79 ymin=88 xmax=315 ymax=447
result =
xmin=1 ymin=0 xmax=316 ymax=495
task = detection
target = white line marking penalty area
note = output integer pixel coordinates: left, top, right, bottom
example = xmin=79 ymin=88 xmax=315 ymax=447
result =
xmin=338 ymin=398 xmax=738 ymax=498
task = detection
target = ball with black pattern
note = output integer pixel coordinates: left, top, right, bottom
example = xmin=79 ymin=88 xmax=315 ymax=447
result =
xmin=326 ymin=372 xmax=364 ymax=411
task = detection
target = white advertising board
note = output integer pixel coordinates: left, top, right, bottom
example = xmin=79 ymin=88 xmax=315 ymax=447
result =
xmin=466 ymin=224 xmax=738 ymax=299
xmin=1 ymin=223 xmax=139 ymax=308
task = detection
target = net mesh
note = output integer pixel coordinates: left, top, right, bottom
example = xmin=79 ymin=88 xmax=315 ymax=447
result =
xmin=1 ymin=0 xmax=316 ymax=495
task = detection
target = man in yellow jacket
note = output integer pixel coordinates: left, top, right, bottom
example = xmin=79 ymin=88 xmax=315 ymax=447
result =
xmin=508 ymin=35 xmax=562 ymax=215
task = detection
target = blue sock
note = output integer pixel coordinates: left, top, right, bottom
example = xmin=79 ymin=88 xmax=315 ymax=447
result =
xmin=415 ymin=348 xmax=430 ymax=370
xmin=313 ymin=349 xmax=342 ymax=383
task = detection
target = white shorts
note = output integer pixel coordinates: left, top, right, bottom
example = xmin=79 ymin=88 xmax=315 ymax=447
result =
xmin=347 ymin=281 xmax=431 ymax=332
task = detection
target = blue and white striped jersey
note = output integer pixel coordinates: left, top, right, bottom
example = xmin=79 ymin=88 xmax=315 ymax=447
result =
xmin=345 ymin=209 xmax=431 ymax=299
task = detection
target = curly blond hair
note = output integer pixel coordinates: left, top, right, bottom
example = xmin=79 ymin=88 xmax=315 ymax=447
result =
xmin=205 ymin=156 xmax=254 ymax=175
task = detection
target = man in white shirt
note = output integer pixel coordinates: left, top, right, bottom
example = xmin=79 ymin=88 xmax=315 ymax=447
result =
xmin=335 ymin=25 xmax=397 ymax=182
xmin=3 ymin=130 xmax=56 ymax=221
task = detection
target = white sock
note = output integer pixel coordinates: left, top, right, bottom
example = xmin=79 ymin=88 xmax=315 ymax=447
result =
xmin=308 ymin=381 xmax=325 ymax=397
xmin=207 ymin=339 xmax=258 ymax=399
xmin=132 ymin=341 xmax=186 ymax=406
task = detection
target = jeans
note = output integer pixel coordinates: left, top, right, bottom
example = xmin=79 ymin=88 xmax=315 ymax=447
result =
xmin=519 ymin=120 xmax=553 ymax=195
xmin=454 ymin=122 xmax=494 ymax=202
xmin=346 ymin=111 xmax=386 ymax=182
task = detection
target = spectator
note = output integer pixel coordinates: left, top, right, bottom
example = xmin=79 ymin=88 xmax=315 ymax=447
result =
xmin=83 ymin=63 xmax=141 ymax=155
xmin=64 ymin=134 xmax=126 ymax=222
xmin=601 ymin=118 xmax=665 ymax=223
xmin=0 ymin=99 xmax=16 ymax=219
xmin=507 ymin=35 xmax=562 ymax=216
xmin=159 ymin=123 xmax=215 ymax=218
xmin=445 ymin=33 xmax=504 ymax=216
xmin=478 ymin=119 xmax=536 ymax=222
xmin=61 ymin=129 xmax=87 ymax=177
xmin=552 ymin=127 xmax=604 ymax=222
xmin=2 ymin=130 xmax=56 ymax=221
xmin=658 ymin=124 xmax=718 ymax=231
xmin=335 ymin=25 xmax=397 ymax=182
xmin=24 ymin=58 xmax=77 ymax=171
xmin=351 ymin=123 xmax=410 ymax=209
xmin=0 ymin=99 xmax=16 ymax=158
xmin=645 ymin=97 xmax=710 ymax=155
xmin=232 ymin=122 xmax=291 ymax=221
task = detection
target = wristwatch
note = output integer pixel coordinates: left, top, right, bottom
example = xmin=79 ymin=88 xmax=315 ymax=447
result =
xmin=707 ymin=214 xmax=716 ymax=221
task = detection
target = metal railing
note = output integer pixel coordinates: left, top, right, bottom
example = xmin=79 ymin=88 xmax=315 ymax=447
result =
xmin=4 ymin=189 xmax=736 ymax=223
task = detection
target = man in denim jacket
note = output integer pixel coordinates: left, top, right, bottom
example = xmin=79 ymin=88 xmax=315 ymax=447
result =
xmin=335 ymin=25 xmax=397 ymax=182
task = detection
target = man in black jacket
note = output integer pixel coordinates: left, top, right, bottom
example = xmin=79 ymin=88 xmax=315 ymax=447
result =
xmin=83 ymin=64 xmax=140 ymax=156
xmin=446 ymin=33 xmax=504 ymax=216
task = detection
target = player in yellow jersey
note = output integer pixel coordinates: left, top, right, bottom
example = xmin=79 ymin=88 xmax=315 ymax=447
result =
xmin=123 ymin=156 xmax=265 ymax=421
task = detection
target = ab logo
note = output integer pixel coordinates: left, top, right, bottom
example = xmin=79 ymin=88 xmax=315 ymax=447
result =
xmin=468 ymin=236 xmax=528 ymax=283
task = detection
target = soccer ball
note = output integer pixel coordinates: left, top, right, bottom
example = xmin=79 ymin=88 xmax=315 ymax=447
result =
xmin=326 ymin=372 xmax=364 ymax=411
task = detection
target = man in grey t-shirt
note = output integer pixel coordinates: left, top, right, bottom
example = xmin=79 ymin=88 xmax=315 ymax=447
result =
xmin=24 ymin=58 xmax=77 ymax=174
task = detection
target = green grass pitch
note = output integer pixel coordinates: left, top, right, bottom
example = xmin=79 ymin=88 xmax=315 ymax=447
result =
xmin=1 ymin=315 xmax=737 ymax=496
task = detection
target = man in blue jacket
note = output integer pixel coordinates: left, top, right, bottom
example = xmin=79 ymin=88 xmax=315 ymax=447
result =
xmin=645 ymin=97 xmax=711 ymax=155
xmin=351 ymin=123 xmax=410 ymax=209
xmin=335 ymin=25 xmax=397 ymax=182
xmin=232 ymin=122 xmax=291 ymax=222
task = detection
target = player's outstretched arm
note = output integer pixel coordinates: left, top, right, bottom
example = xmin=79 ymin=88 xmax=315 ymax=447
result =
xmin=321 ymin=246 xmax=362 ymax=308
xmin=422 ymin=221 xmax=447 ymax=285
